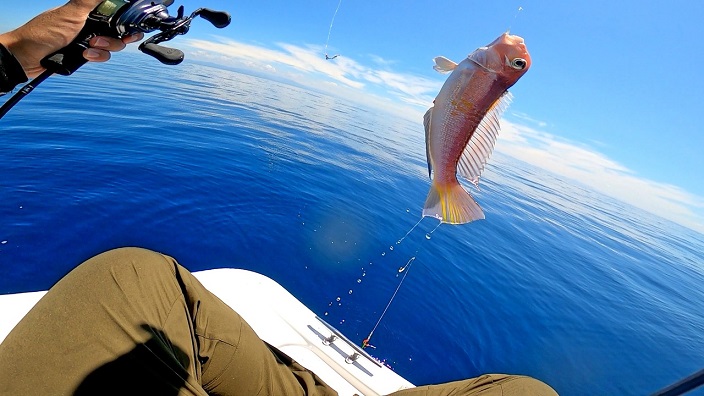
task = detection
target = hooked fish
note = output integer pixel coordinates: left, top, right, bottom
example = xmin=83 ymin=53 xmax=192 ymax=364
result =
xmin=423 ymin=32 xmax=531 ymax=224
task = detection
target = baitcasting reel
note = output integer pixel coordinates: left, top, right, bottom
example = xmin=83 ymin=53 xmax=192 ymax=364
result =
xmin=43 ymin=0 xmax=231 ymax=74
xmin=0 ymin=0 xmax=231 ymax=118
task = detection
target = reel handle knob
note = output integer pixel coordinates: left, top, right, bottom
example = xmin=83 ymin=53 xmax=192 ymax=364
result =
xmin=198 ymin=9 xmax=231 ymax=28
xmin=139 ymin=42 xmax=184 ymax=65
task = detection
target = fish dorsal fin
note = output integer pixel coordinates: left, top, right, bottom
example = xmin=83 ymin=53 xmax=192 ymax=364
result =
xmin=433 ymin=56 xmax=458 ymax=74
xmin=457 ymin=91 xmax=513 ymax=187
xmin=423 ymin=106 xmax=434 ymax=178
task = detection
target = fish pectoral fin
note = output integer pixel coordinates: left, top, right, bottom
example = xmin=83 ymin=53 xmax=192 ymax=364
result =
xmin=422 ymin=181 xmax=485 ymax=224
xmin=424 ymin=106 xmax=434 ymax=178
xmin=457 ymin=91 xmax=513 ymax=185
xmin=432 ymin=56 xmax=458 ymax=74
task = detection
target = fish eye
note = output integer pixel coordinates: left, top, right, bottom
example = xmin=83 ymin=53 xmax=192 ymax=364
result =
xmin=510 ymin=58 xmax=527 ymax=70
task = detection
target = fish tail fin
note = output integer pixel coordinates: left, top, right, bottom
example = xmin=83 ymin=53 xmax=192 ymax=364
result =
xmin=422 ymin=181 xmax=485 ymax=224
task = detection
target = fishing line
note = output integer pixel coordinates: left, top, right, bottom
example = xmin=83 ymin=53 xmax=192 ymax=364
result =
xmin=396 ymin=217 xmax=424 ymax=245
xmin=322 ymin=214 xmax=441 ymax=348
xmin=323 ymin=214 xmax=425 ymax=316
xmin=507 ymin=6 xmax=523 ymax=33
xmin=324 ymin=0 xmax=342 ymax=60
xmin=426 ymin=221 xmax=442 ymax=238
xmin=362 ymin=217 xmax=442 ymax=348
xmin=361 ymin=256 xmax=416 ymax=349
xmin=360 ymin=219 xmax=442 ymax=348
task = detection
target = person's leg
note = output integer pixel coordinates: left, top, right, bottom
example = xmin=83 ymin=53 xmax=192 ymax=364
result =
xmin=173 ymin=250 xmax=336 ymax=396
xmin=0 ymin=247 xmax=206 ymax=395
xmin=0 ymin=247 xmax=336 ymax=396
xmin=386 ymin=374 xmax=558 ymax=396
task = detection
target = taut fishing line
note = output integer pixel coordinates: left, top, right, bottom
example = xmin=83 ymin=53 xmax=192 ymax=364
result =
xmin=358 ymin=219 xmax=442 ymax=349
xmin=361 ymin=256 xmax=416 ymax=349
xmin=324 ymin=0 xmax=342 ymax=60
xmin=323 ymin=212 xmax=444 ymax=350
xmin=507 ymin=5 xmax=524 ymax=33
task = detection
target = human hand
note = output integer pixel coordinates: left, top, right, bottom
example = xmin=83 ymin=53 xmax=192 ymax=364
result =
xmin=0 ymin=0 xmax=144 ymax=78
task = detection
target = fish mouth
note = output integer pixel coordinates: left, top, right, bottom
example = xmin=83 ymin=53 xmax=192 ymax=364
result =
xmin=494 ymin=32 xmax=526 ymax=47
xmin=475 ymin=33 xmax=526 ymax=54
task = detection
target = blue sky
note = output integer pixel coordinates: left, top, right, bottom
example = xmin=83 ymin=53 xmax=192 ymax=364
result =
xmin=2 ymin=0 xmax=703 ymax=233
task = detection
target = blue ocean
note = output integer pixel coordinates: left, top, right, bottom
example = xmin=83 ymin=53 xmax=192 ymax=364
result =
xmin=1 ymin=53 xmax=702 ymax=396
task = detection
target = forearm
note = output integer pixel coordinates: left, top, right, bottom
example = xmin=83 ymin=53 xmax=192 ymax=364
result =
xmin=0 ymin=2 xmax=94 ymax=79
xmin=0 ymin=2 xmax=88 ymax=93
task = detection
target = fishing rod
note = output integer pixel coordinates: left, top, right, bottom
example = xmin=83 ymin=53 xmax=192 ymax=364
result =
xmin=0 ymin=0 xmax=231 ymax=120
xmin=651 ymin=368 xmax=704 ymax=396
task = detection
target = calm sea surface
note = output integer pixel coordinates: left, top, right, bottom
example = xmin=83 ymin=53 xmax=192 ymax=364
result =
xmin=1 ymin=54 xmax=703 ymax=395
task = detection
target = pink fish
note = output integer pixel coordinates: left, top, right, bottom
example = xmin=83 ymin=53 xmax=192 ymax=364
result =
xmin=423 ymin=32 xmax=531 ymax=224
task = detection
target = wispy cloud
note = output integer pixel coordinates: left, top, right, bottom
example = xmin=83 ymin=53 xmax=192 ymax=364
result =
xmin=182 ymin=37 xmax=704 ymax=234
xmin=497 ymin=120 xmax=704 ymax=233
xmin=510 ymin=111 xmax=548 ymax=128
xmin=183 ymin=37 xmax=440 ymax=119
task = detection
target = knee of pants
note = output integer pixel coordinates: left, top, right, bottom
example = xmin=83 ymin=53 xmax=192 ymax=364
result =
xmin=387 ymin=374 xmax=558 ymax=396
xmin=69 ymin=247 xmax=179 ymax=284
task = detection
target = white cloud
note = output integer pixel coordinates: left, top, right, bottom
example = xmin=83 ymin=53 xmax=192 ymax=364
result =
xmin=182 ymin=37 xmax=704 ymax=234
xmin=183 ymin=37 xmax=440 ymax=120
xmin=368 ymin=54 xmax=398 ymax=67
xmin=496 ymin=120 xmax=704 ymax=233
xmin=510 ymin=111 xmax=548 ymax=128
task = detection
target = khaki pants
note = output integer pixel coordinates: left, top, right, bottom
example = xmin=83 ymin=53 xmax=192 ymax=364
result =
xmin=0 ymin=248 xmax=557 ymax=396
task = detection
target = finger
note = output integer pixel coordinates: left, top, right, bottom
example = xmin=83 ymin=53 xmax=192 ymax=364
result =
xmin=83 ymin=48 xmax=112 ymax=63
xmin=122 ymin=32 xmax=144 ymax=45
xmin=89 ymin=36 xmax=127 ymax=52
